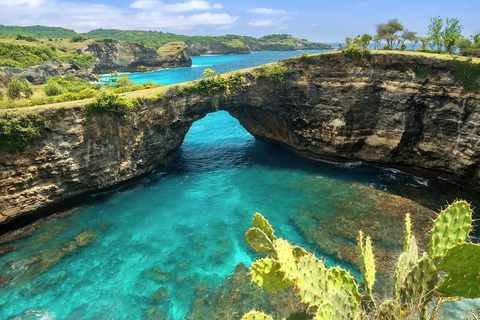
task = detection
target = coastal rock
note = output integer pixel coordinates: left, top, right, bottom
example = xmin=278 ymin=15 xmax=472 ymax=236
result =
xmin=1 ymin=52 xmax=480 ymax=231
xmin=185 ymin=41 xmax=251 ymax=56
xmin=82 ymin=39 xmax=192 ymax=74
xmin=0 ymin=61 xmax=96 ymax=86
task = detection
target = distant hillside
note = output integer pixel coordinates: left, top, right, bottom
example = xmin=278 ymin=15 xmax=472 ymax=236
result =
xmin=0 ymin=25 xmax=76 ymax=38
xmin=82 ymin=29 xmax=333 ymax=52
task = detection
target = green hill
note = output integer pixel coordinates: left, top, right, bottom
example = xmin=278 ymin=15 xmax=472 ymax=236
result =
xmin=0 ymin=25 xmax=76 ymax=38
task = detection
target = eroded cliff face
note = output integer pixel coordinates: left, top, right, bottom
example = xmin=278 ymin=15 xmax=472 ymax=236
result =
xmin=83 ymin=40 xmax=192 ymax=74
xmin=1 ymin=52 xmax=479 ymax=231
xmin=0 ymin=61 xmax=96 ymax=86
xmin=185 ymin=41 xmax=251 ymax=56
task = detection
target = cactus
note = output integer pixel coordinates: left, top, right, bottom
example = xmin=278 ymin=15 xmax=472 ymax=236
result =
xmin=292 ymin=245 xmax=308 ymax=260
xmin=250 ymin=258 xmax=293 ymax=292
xmin=358 ymin=231 xmax=375 ymax=295
xmin=314 ymin=301 xmax=334 ymax=320
xmin=328 ymin=266 xmax=360 ymax=317
xmin=253 ymin=212 xmax=276 ymax=242
xmin=437 ymin=271 xmax=480 ymax=299
xmin=429 ymin=200 xmax=473 ymax=260
xmin=393 ymin=235 xmax=418 ymax=300
xmin=241 ymin=310 xmax=274 ymax=320
xmin=275 ymin=238 xmax=298 ymax=281
xmin=437 ymin=243 xmax=480 ymax=273
xmin=296 ymin=254 xmax=329 ymax=306
xmin=400 ymin=253 xmax=438 ymax=314
xmin=245 ymin=227 xmax=274 ymax=252
xmin=375 ymin=300 xmax=401 ymax=320
xmin=436 ymin=243 xmax=480 ymax=299
xmin=404 ymin=213 xmax=411 ymax=252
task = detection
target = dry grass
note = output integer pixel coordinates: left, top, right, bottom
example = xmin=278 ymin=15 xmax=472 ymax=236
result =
xmin=157 ymin=41 xmax=186 ymax=56
xmin=0 ymin=36 xmax=95 ymax=52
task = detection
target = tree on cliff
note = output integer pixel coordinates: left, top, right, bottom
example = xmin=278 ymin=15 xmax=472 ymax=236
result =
xmin=376 ymin=19 xmax=404 ymax=49
xmin=427 ymin=16 xmax=443 ymax=51
xmin=442 ymin=18 xmax=463 ymax=53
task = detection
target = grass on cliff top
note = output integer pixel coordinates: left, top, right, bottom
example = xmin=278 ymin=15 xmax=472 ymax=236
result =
xmin=157 ymin=41 xmax=187 ymax=56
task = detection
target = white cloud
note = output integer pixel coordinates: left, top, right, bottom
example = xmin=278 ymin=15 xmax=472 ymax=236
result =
xmin=3 ymin=0 xmax=44 ymax=6
xmin=248 ymin=17 xmax=291 ymax=27
xmin=213 ymin=3 xmax=223 ymax=9
xmin=165 ymin=0 xmax=211 ymax=12
xmin=0 ymin=0 xmax=238 ymax=32
xmin=247 ymin=8 xmax=288 ymax=15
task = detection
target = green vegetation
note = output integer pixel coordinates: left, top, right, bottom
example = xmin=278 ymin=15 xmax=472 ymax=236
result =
xmin=15 ymin=34 xmax=36 ymax=42
xmin=242 ymin=200 xmax=480 ymax=320
xmin=252 ymin=63 xmax=288 ymax=82
xmin=84 ymin=91 xmax=139 ymax=116
xmin=44 ymin=76 xmax=98 ymax=96
xmin=453 ymin=59 xmax=480 ymax=91
xmin=0 ymin=42 xmax=95 ymax=68
xmin=167 ymin=69 xmax=245 ymax=98
xmin=342 ymin=47 xmax=372 ymax=60
xmin=7 ymin=79 xmax=33 ymax=100
xmin=0 ymin=110 xmax=46 ymax=152
xmin=70 ymin=34 xmax=90 ymax=43
xmin=0 ymin=25 xmax=76 ymax=38
xmin=82 ymin=30 xmax=330 ymax=51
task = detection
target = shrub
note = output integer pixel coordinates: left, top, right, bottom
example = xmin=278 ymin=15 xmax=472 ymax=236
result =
xmin=342 ymin=47 xmax=372 ymax=60
xmin=44 ymin=80 xmax=66 ymax=96
xmin=453 ymin=59 xmax=480 ymax=91
xmin=84 ymin=92 xmax=139 ymax=116
xmin=144 ymin=81 xmax=156 ymax=89
xmin=0 ymin=90 xmax=3 ymax=101
xmin=252 ymin=63 xmax=288 ymax=82
xmin=45 ymin=76 xmax=97 ymax=94
xmin=116 ymin=74 xmax=135 ymax=88
xmin=460 ymin=48 xmax=480 ymax=58
xmin=169 ymin=72 xmax=245 ymax=98
xmin=15 ymin=34 xmax=36 ymax=42
xmin=7 ymin=79 xmax=33 ymax=100
xmin=0 ymin=111 xmax=46 ymax=152
xmin=70 ymin=34 xmax=89 ymax=43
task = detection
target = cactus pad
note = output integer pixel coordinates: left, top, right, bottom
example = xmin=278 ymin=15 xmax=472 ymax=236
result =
xmin=251 ymin=258 xmax=293 ymax=292
xmin=245 ymin=227 xmax=274 ymax=252
xmin=437 ymin=243 xmax=480 ymax=274
xmin=400 ymin=254 xmax=439 ymax=311
xmin=275 ymin=238 xmax=298 ymax=282
xmin=296 ymin=254 xmax=329 ymax=306
xmin=375 ymin=300 xmax=401 ymax=320
xmin=393 ymin=235 xmax=418 ymax=299
xmin=315 ymin=301 xmax=334 ymax=320
xmin=404 ymin=213 xmax=411 ymax=252
xmin=437 ymin=270 xmax=480 ymax=299
xmin=253 ymin=213 xmax=275 ymax=242
xmin=293 ymin=246 xmax=308 ymax=260
xmin=429 ymin=200 xmax=473 ymax=260
xmin=241 ymin=310 xmax=274 ymax=320
xmin=328 ymin=267 xmax=360 ymax=317
xmin=358 ymin=231 xmax=375 ymax=295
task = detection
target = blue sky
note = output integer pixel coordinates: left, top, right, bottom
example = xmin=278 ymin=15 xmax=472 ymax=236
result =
xmin=2 ymin=0 xmax=479 ymax=42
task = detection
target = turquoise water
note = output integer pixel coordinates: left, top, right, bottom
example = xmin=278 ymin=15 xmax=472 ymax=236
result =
xmin=102 ymin=50 xmax=331 ymax=85
xmin=1 ymin=51 xmax=480 ymax=319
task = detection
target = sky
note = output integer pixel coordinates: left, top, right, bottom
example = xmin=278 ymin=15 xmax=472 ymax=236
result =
xmin=1 ymin=0 xmax=479 ymax=43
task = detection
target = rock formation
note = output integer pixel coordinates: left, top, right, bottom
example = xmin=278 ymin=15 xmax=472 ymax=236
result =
xmin=1 ymin=52 xmax=479 ymax=232
xmin=82 ymin=39 xmax=192 ymax=74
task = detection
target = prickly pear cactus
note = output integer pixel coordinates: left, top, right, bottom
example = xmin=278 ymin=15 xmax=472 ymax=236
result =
xmin=241 ymin=310 xmax=274 ymax=320
xmin=429 ymin=200 xmax=473 ymax=260
xmin=315 ymin=301 xmax=334 ymax=320
xmin=358 ymin=231 xmax=375 ymax=295
xmin=400 ymin=253 xmax=439 ymax=312
xmin=250 ymin=258 xmax=293 ymax=292
xmin=328 ymin=267 xmax=360 ymax=317
xmin=245 ymin=227 xmax=274 ymax=252
xmin=253 ymin=213 xmax=276 ymax=242
xmin=292 ymin=246 xmax=308 ymax=260
xmin=436 ymin=243 xmax=480 ymax=299
xmin=404 ymin=213 xmax=411 ymax=252
xmin=275 ymin=238 xmax=298 ymax=281
xmin=375 ymin=300 xmax=401 ymax=320
xmin=393 ymin=235 xmax=418 ymax=300
xmin=296 ymin=254 xmax=329 ymax=306
xmin=437 ymin=243 xmax=480 ymax=273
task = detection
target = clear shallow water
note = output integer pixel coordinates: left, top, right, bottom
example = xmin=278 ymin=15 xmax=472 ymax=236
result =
xmin=2 ymin=51 xmax=480 ymax=319
xmin=101 ymin=50 xmax=331 ymax=85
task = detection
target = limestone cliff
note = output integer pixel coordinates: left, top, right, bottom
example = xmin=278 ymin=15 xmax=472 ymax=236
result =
xmin=1 ymin=52 xmax=480 ymax=232
xmin=185 ymin=41 xmax=251 ymax=56
xmin=0 ymin=61 xmax=96 ymax=86
xmin=82 ymin=40 xmax=192 ymax=74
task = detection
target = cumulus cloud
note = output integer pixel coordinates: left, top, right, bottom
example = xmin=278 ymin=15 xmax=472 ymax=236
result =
xmin=247 ymin=8 xmax=288 ymax=15
xmin=0 ymin=0 xmax=238 ymax=32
